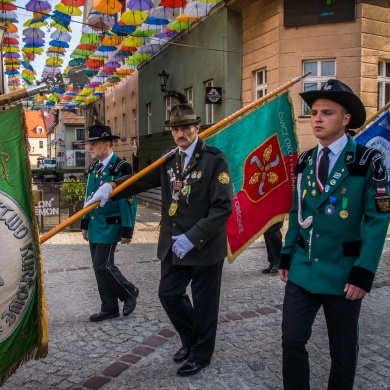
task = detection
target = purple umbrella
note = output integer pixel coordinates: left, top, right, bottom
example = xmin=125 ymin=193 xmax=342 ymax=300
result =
xmin=26 ymin=0 xmax=52 ymax=12
xmin=127 ymin=0 xmax=154 ymax=11
xmin=22 ymin=37 xmax=45 ymax=45
xmin=104 ymin=61 xmax=121 ymax=68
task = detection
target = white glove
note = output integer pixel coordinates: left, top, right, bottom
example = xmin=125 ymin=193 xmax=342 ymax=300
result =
xmin=84 ymin=183 xmax=113 ymax=207
xmin=172 ymin=234 xmax=194 ymax=259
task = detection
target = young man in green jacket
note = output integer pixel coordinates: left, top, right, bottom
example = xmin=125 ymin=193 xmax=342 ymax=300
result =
xmin=279 ymin=79 xmax=390 ymax=390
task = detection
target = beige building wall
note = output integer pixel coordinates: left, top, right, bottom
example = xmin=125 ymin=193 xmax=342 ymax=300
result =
xmin=232 ymin=0 xmax=390 ymax=151
xmin=105 ymin=70 xmax=139 ymax=164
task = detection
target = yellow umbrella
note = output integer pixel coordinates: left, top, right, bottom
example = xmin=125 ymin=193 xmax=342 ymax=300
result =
xmin=123 ymin=36 xmax=143 ymax=47
xmin=23 ymin=19 xmax=47 ymax=28
xmin=22 ymin=47 xmax=44 ymax=54
xmin=2 ymin=46 xmax=19 ymax=52
xmin=120 ymin=10 xmax=148 ymax=25
xmin=93 ymin=0 xmax=122 ymax=15
xmin=55 ymin=3 xmax=83 ymax=16
xmin=46 ymin=57 xmax=64 ymax=66
xmin=80 ymin=87 xmax=94 ymax=95
xmin=51 ymin=22 xmax=72 ymax=32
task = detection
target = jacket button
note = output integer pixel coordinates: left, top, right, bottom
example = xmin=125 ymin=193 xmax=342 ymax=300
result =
xmin=91 ymin=216 xmax=94 ymax=220
xmin=314 ymin=258 xmax=319 ymax=263
xmin=173 ymin=223 xmax=176 ymax=226
xmin=315 ymin=234 xmax=320 ymax=239
xmin=315 ymin=210 xmax=319 ymax=214
xmin=200 ymin=240 xmax=204 ymax=243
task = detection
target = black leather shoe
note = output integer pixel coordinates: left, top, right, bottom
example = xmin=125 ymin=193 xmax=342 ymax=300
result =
xmin=262 ymin=264 xmax=273 ymax=274
xmin=177 ymin=361 xmax=208 ymax=377
xmin=123 ymin=288 xmax=139 ymax=317
xmin=89 ymin=311 xmax=119 ymax=322
xmin=173 ymin=346 xmax=191 ymax=363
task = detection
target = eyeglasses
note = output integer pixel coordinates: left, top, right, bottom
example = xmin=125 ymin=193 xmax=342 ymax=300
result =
xmin=171 ymin=126 xmax=196 ymax=133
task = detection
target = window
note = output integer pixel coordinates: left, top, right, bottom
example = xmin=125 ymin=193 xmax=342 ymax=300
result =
xmin=165 ymin=97 xmax=172 ymax=129
xmin=378 ymin=61 xmax=390 ymax=109
xmin=75 ymin=151 xmax=85 ymax=167
xmin=39 ymin=141 xmax=43 ymax=148
xmin=121 ymin=113 xmax=126 ymax=139
xmin=205 ymin=80 xmax=214 ymax=125
xmin=255 ymin=68 xmax=267 ymax=99
xmin=146 ymin=103 xmax=152 ymax=135
xmin=132 ymin=109 xmax=137 ymax=138
xmin=186 ymin=88 xmax=193 ymax=106
xmin=302 ymin=60 xmax=336 ymax=115
xmin=75 ymin=128 xmax=85 ymax=140
xmin=114 ymin=117 xmax=118 ymax=134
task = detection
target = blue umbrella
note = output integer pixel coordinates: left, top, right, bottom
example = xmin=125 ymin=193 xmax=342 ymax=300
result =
xmin=144 ymin=16 xmax=169 ymax=25
xmin=111 ymin=23 xmax=136 ymax=36
xmin=49 ymin=40 xmax=70 ymax=48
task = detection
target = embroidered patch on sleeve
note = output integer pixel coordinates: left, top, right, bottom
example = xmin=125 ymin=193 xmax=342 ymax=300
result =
xmin=218 ymin=171 xmax=230 ymax=184
xmin=375 ymin=195 xmax=390 ymax=213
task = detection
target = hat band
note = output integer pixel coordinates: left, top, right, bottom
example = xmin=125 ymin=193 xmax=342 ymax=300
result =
xmin=170 ymin=114 xmax=197 ymax=123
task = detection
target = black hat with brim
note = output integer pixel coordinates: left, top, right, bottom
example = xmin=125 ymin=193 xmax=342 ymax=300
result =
xmin=299 ymin=79 xmax=366 ymax=131
xmin=85 ymin=125 xmax=120 ymax=142
xmin=164 ymin=103 xmax=202 ymax=127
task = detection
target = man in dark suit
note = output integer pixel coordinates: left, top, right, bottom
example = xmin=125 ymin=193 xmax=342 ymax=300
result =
xmin=279 ymin=80 xmax=390 ymax=390
xmin=85 ymin=104 xmax=233 ymax=376
xmin=81 ymin=125 xmax=139 ymax=322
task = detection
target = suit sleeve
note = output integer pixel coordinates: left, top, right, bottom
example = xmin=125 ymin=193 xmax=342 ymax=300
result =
xmin=279 ymin=181 xmax=300 ymax=270
xmin=346 ymin=154 xmax=390 ymax=292
xmin=185 ymin=153 xmax=233 ymax=249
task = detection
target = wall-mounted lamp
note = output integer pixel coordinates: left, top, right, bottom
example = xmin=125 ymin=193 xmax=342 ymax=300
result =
xmin=157 ymin=70 xmax=187 ymax=103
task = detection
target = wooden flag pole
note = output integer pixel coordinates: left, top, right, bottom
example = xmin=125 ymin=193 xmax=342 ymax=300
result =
xmin=39 ymin=72 xmax=310 ymax=244
xmin=354 ymin=100 xmax=390 ymax=136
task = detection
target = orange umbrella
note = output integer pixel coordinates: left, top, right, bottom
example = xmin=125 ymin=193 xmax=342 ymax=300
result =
xmin=1 ymin=22 xmax=18 ymax=33
xmin=93 ymin=0 xmax=122 ymax=15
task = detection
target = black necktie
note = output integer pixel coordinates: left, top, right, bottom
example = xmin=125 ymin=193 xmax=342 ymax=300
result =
xmin=318 ymin=147 xmax=330 ymax=188
xmin=180 ymin=152 xmax=186 ymax=175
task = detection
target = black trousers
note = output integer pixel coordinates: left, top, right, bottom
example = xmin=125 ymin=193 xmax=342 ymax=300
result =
xmin=282 ymin=281 xmax=362 ymax=390
xmin=158 ymin=254 xmax=224 ymax=365
xmin=264 ymin=221 xmax=283 ymax=266
xmin=89 ymin=243 xmax=137 ymax=313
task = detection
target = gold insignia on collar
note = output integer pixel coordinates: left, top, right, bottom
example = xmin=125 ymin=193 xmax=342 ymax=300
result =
xmin=218 ymin=171 xmax=230 ymax=184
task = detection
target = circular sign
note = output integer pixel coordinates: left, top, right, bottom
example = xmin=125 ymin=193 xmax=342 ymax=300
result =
xmin=0 ymin=190 xmax=36 ymax=342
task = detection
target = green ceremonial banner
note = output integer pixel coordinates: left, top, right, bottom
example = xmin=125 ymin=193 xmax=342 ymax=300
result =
xmin=0 ymin=105 xmax=48 ymax=386
xmin=205 ymin=92 xmax=299 ymax=262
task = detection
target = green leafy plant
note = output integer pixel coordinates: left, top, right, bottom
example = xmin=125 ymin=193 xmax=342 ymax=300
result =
xmin=60 ymin=178 xmax=86 ymax=212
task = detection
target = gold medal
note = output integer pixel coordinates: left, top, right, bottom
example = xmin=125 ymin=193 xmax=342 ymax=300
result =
xmin=168 ymin=202 xmax=178 ymax=216
xmin=311 ymin=189 xmax=316 ymax=196
xmin=339 ymin=210 xmax=348 ymax=219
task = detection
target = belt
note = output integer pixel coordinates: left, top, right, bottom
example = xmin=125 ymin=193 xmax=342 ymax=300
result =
xmin=297 ymin=234 xmax=362 ymax=257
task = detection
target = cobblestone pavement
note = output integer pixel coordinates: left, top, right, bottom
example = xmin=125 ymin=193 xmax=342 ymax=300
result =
xmin=3 ymin=205 xmax=390 ymax=390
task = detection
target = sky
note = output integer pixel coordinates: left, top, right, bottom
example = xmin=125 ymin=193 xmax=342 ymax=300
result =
xmin=14 ymin=0 xmax=84 ymax=80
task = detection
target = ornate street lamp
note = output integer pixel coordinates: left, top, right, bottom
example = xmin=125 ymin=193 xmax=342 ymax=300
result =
xmin=157 ymin=70 xmax=187 ymax=103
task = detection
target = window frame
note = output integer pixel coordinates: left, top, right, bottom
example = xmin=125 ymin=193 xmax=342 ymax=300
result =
xmin=378 ymin=61 xmax=390 ymax=109
xmin=301 ymin=59 xmax=336 ymax=116
xmin=255 ymin=68 xmax=267 ymax=100
xmin=205 ymin=80 xmax=214 ymax=125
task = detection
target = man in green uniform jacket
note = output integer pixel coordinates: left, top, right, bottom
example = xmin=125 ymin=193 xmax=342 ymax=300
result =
xmin=81 ymin=124 xmax=138 ymax=322
xmin=279 ymin=79 xmax=390 ymax=390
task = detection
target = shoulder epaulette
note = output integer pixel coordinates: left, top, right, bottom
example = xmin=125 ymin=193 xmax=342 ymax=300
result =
xmin=203 ymin=144 xmax=222 ymax=155
xmin=108 ymin=157 xmax=133 ymax=176
xmin=348 ymin=144 xmax=387 ymax=187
